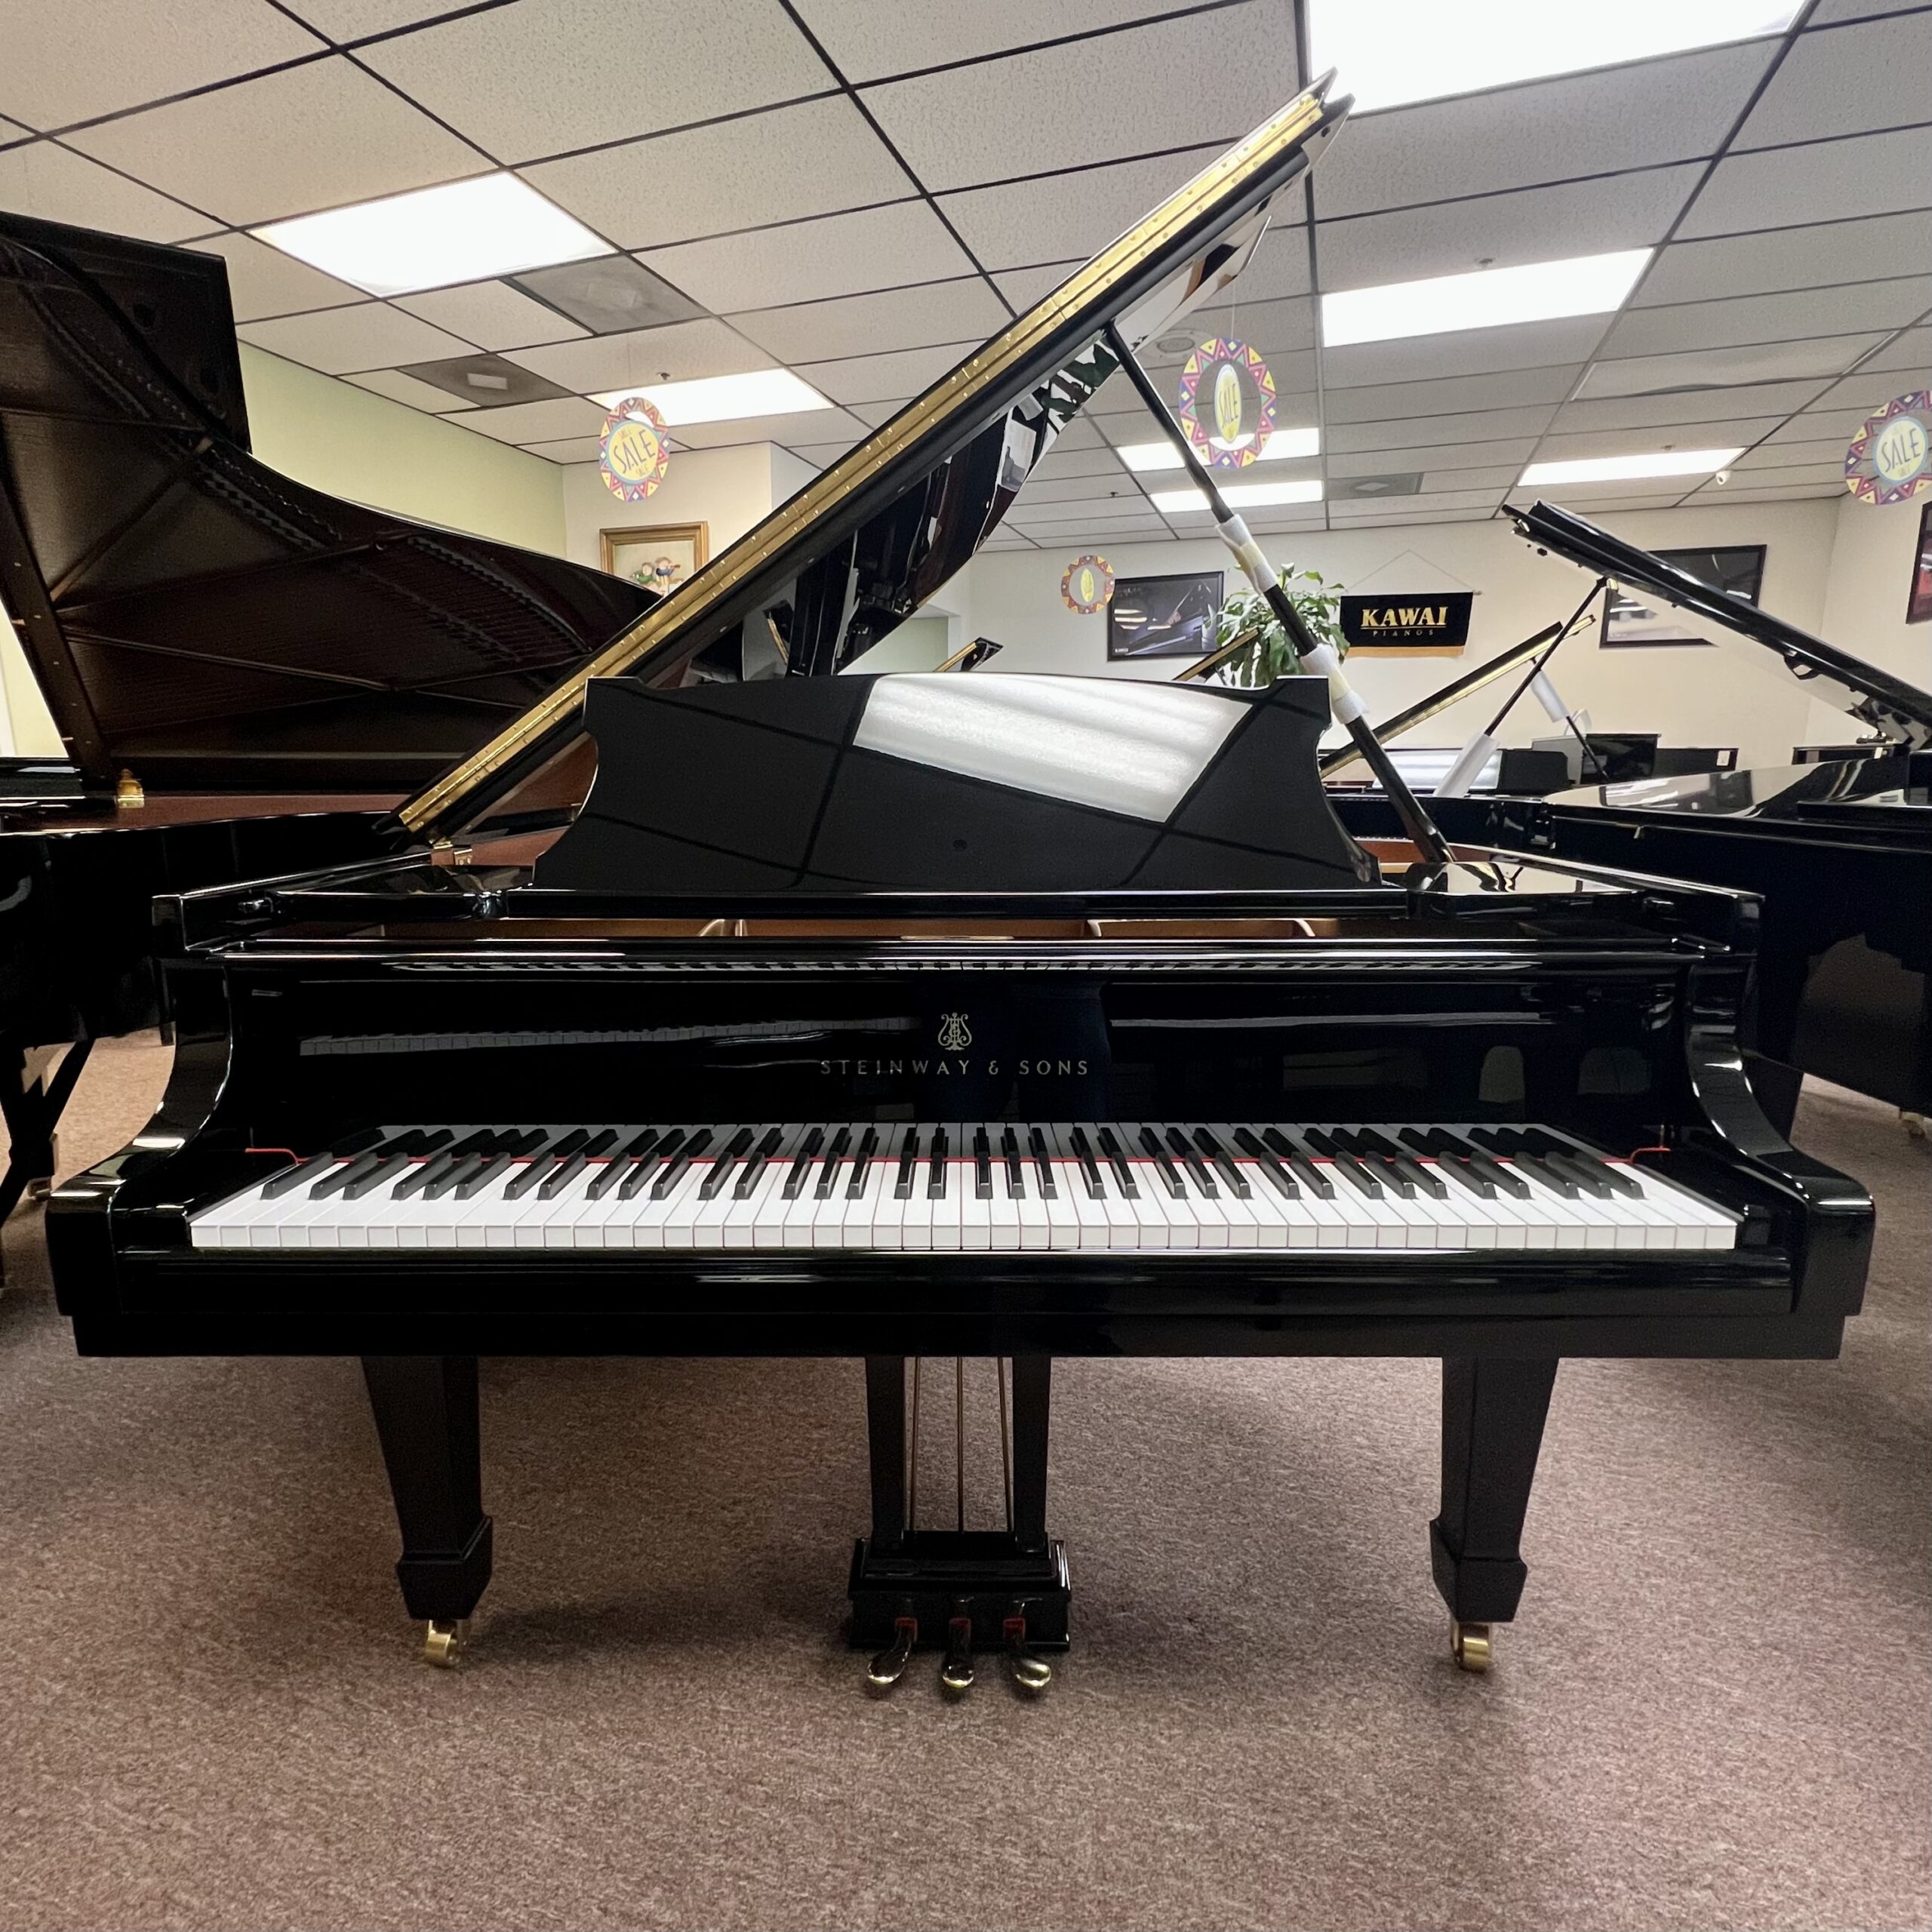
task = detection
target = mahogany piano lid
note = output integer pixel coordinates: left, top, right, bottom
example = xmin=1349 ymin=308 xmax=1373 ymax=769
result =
xmin=396 ymin=75 xmax=1355 ymax=845
xmin=0 ymin=211 xmax=657 ymax=800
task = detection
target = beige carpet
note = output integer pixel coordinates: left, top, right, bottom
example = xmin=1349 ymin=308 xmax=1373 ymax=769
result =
xmin=0 ymin=1035 xmax=1925 ymax=1932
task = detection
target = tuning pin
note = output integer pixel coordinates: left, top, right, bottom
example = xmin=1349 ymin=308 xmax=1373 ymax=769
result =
xmin=866 ymin=1614 xmax=918 ymax=1690
xmin=939 ymin=1613 xmax=976 ymax=1695
xmin=1003 ymin=1614 xmax=1052 ymax=1694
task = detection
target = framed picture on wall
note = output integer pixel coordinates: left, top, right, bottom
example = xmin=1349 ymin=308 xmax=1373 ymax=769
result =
xmin=1107 ymin=571 xmax=1223 ymax=659
xmin=601 ymin=521 xmax=708 ymax=596
xmin=1909 ymin=501 xmax=1932 ymax=625
xmin=1602 ymin=544 xmax=1765 ymax=647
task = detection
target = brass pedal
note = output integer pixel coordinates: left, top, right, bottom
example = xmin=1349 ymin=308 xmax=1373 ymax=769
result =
xmin=939 ymin=1613 xmax=975 ymax=1695
xmin=866 ymin=1614 xmax=918 ymax=1690
xmin=1003 ymin=1614 xmax=1052 ymax=1694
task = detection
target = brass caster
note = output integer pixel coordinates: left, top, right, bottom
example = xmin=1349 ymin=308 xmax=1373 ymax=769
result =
xmin=1003 ymin=1615 xmax=1052 ymax=1694
xmin=1902 ymin=1110 xmax=1929 ymax=1140
xmin=26 ymin=1177 xmax=52 ymax=1203
xmin=939 ymin=1614 xmax=975 ymax=1696
xmin=423 ymin=1618 xmax=466 ymax=1667
xmin=866 ymin=1617 xmax=918 ymax=1691
xmin=1451 ymin=1619 xmax=1492 ymax=1673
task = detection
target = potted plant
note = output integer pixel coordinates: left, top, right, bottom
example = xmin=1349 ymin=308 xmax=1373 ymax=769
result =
xmin=1208 ymin=568 xmax=1346 ymax=685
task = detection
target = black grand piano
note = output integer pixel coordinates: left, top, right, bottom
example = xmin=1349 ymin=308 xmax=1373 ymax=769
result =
xmin=0 ymin=210 xmax=659 ymax=1217
xmin=47 ymin=79 xmax=1874 ymax=1690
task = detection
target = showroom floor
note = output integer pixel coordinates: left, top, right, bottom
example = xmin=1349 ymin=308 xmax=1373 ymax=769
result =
xmin=1 ymin=1036 xmax=1925 ymax=1932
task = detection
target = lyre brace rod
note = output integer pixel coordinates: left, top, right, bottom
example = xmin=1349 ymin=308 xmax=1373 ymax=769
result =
xmin=1103 ymin=325 xmax=1451 ymax=867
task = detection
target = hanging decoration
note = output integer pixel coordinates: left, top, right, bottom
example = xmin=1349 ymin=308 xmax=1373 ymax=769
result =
xmin=1060 ymin=553 xmax=1115 ymax=614
xmin=598 ymin=395 xmax=671 ymax=503
xmin=1174 ymin=337 xmax=1276 ymax=469
xmin=1844 ymin=391 xmax=1932 ymax=506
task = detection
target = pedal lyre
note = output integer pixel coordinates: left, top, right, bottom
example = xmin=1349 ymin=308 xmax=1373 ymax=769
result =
xmin=1003 ymin=1613 xmax=1052 ymax=1694
xmin=866 ymin=1614 xmax=918 ymax=1691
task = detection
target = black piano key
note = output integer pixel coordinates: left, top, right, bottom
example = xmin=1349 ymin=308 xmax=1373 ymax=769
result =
xmin=1164 ymin=1126 xmax=1217 ymax=1198
xmin=1026 ymin=1126 xmax=1057 ymax=1198
xmin=1300 ymin=1130 xmax=1383 ymax=1199
xmin=735 ymin=1127 xmax=785 ymax=1201
xmin=340 ymin=1158 xmax=403 ymax=1201
xmin=307 ymin=1151 xmax=383 ymax=1199
xmin=422 ymin=1153 xmax=489 ymax=1201
xmin=814 ymin=1125 xmax=852 ymax=1201
xmin=546 ymin=1128 xmax=592 ymax=1160
xmin=1137 ymin=1126 xmax=1187 ymax=1197
xmin=1192 ymin=1128 xmax=1249 ymax=1198
xmin=621 ymin=1127 xmax=688 ymax=1200
xmin=539 ymin=1153 xmax=590 ymax=1200
xmin=1391 ymin=1154 xmax=1447 ymax=1198
xmin=927 ymin=1128 xmax=949 ymax=1200
xmin=843 ymin=1126 xmax=879 ymax=1200
xmin=1000 ymin=1127 xmax=1025 ymax=1198
xmin=391 ymin=1150 xmax=458 ymax=1199
xmin=973 ymin=1128 xmax=992 ymax=1200
xmin=702 ymin=1127 xmax=756 ymax=1201
xmin=1433 ymin=1158 xmax=1497 ymax=1201
xmin=1232 ymin=1129 xmax=1300 ymax=1198
xmin=783 ymin=1127 xmax=825 ymax=1201
xmin=1330 ymin=1130 xmax=1414 ymax=1196
xmin=580 ymin=1129 xmax=617 ymax=1158
xmin=454 ymin=1154 xmax=512 ymax=1200
xmin=1419 ymin=1128 xmax=1528 ymax=1197
xmin=894 ymin=1128 xmax=921 ymax=1200
xmin=589 ymin=1128 xmax=662 ymax=1199
xmin=398 ymin=1128 xmax=453 ymax=1158
xmin=444 ymin=1129 xmax=497 ymax=1161
xmin=1097 ymin=1128 xmax=1138 ymax=1198
xmin=651 ymin=1128 xmax=712 ymax=1201
xmin=261 ymin=1160 xmax=316 ymax=1200
xmin=503 ymin=1152 xmax=555 ymax=1201
xmin=1564 ymin=1146 xmax=1642 ymax=1197
xmin=1069 ymin=1127 xmax=1106 ymax=1198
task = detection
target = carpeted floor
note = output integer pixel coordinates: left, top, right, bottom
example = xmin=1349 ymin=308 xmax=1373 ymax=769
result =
xmin=0 ymin=1035 xmax=1925 ymax=1932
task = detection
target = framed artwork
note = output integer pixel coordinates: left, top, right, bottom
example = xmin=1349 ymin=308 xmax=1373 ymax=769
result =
xmin=600 ymin=521 xmax=707 ymax=595
xmin=1106 ymin=571 xmax=1223 ymax=659
xmin=1603 ymin=544 xmax=1765 ymax=647
xmin=1909 ymin=500 xmax=1932 ymax=626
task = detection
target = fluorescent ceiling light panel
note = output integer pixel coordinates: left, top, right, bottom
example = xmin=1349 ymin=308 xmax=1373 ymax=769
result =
xmin=254 ymin=174 xmax=606 ymax=297
xmin=591 ymin=368 xmax=827 ymax=426
xmin=1117 ymin=427 xmax=1320 ymax=472
xmin=1520 ymin=447 xmax=1743 ymax=485
xmin=1322 ymin=251 xmax=1650 ymax=347
xmin=1309 ymin=0 xmax=1801 ymax=112
xmin=1151 ymin=479 xmax=1324 ymax=512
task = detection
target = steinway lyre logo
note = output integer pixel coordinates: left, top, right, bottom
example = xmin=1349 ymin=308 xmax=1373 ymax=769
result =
xmin=937 ymin=1013 xmax=973 ymax=1051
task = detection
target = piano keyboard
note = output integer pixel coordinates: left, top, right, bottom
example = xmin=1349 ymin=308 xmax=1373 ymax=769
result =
xmin=192 ymin=1122 xmax=1740 ymax=1254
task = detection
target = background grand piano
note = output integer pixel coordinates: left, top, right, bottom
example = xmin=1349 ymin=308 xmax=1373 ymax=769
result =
xmin=0 ymin=210 xmax=658 ymax=1218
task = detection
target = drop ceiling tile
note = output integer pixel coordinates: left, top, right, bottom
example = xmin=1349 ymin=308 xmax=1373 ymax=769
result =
xmin=1859 ymin=325 xmax=1932 ymax=375
xmin=796 ymin=342 xmax=977 ymax=405
xmin=1223 ymin=294 xmax=1316 ymax=357
xmin=1343 ymin=486 xmax=1506 ymax=513
xmin=1734 ymin=11 xmax=1932 ymax=149
xmin=0 ymin=118 xmax=32 ymax=145
xmin=395 ymin=352 xmax=574 ymax=406
xmin=992 ymin=260 xmax=1081 ymax=309
xmin=1635 ymin=210 xmax=1932 ymax=306
xmin=1015 ymin=475 xmax=1153 ymax=506
xmin=281 ymin=0 xmax=458 ymax=33
xmin=395 ymin=279 xmax=589 ymax=350
xmin=0 ymin=141 xmax=210 ymax=242
xmin=1311 ymin=44 xmax=1774 ymax=221
xmin=844 ymin=399 xmax=909 ymax=429
xmin=1763 ymin=411 xmax=1862 ymax=445
xmin=188 ymin=230 xmax=365 ymax=320
xmin=1534 ymin=418 xmax=1784 ymax=461
xmin=1047 ymin=417 xmax=1109 ymax=453
xmin=981 ymin=532 xmax=1037 ymax=548
xmin=1330 ymin=438 xmax=1534 ymax=476
xmin=343 ymin=367 xmax=471 ymax=412
xmin=1804 ymin=0 xmax=1926 ymax=18
xmin=506 ymin=318 xmax=776 ymax=392
xmin=521 ymin=97 xmax=912 ymax=252
xmin=1683 ymin=480 xmax=1843 ymax=501
xmin=511 ymin=256 xmax=705 ymax=334
xmin=0 ymin=2 xmax=323 ymax=131
xmin=1317 ymin=165 xmax=1701 ymax=291
xmin=441 ymin=396 xmax=607 ymax=444
xmin=1029 ymin=448 xmax=1134 ymax=481
xmin=937 ymin=144 xmax=1221 ymax=271
xmin=1807 ymin=366 xmax=1932 ymax=414
xmin=69 ymin=57 xmax=484 ymax=226
xmin=861 ymin=8 xmax=1292 ymax=192
xmin=518 ymin=435 xmax=607 ymax=463
xmin=1549 ymin=380 xmax=1835 ymax=432
xmin=792 ymin=0 xmax=1204 ymax=82
xmin=640 ymin=202 xmax=974 ymax=313
xmin=1578 ymin=334 xmax=1882 ymax=396
xmin=784 ymin=439 xmax=860 ymax=467
xmin=728 ymin=278 xmax=1008 ymax=364
xmin=1324 ymin=368 xmax=1583 ymax=422
xmin=1229 ymin=226 xmax=1313 ymax=303
xmin=1679 ymin=125 xmax=1932 ymax=239
xmin=669 ymin=405 xmax=868 ymax=448
xmin=236 ymin=302 xmax=472 ymax=373
xmin=1600 ymin=278 xmax=1932 ymax=359
xmin=1731 ymin=447 xmax=1852 ymax=476
xmin=358 ymin=0 xmax=832 ymax=162
xmin=1416 ymin=466 xmax=1523 ymax=492
xmin=1326 ymin=405 xmax=1558 ymax=451
xmin=1323 ymin=318 xmax=1610 ymax=389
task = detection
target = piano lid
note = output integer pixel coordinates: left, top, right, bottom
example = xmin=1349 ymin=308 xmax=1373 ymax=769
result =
xmin=534 ymin=673 xmax=1376 ymax=893
xmin=1511 ymin=500 xmax=1932 ymax=752
xmin=400 ymin=73 xmax=1353 ymax=842
xmin=0 ymin=211 xmax=657 ymax=795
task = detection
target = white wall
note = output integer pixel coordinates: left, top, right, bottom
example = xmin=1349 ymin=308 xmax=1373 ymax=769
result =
xmin=560 ymin=443 xmax=806 ymax=571
xmin=948 ymin=500 xmax=1858 ymax=768
xmin=1821 ymin=491 xmax=1932 ymax=692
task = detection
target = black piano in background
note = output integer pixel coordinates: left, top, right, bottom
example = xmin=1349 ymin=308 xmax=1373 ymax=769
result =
xmin=48 ymin=78 xmax=1874 ymax=1690
xmin=0 ymin=210 xmax=657 ymax=1217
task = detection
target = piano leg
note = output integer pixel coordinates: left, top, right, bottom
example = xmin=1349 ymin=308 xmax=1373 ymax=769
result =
xmin=1429 ymin=1357 xmax=1559 ymax=1672
xmin=360 ymin=1356 xmax=494 ymax=1666
xmin=0 ymin=1035 xmax=93 ymax=1232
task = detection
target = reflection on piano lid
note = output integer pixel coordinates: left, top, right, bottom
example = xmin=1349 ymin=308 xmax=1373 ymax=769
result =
xmin=399 ymin=73 xmax=1355 ymax=844
xmin=0 ymin=209 xmax=657 ymax=796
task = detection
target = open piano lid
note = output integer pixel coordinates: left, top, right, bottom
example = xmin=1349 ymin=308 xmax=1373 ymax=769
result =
xmin=1511 ymin=500 xmax=1932 ymax=752
xmin=399 ymin=73 xmax=1353 ymax=844
xmin=0 ymin=211 xmax=657 ymax=796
